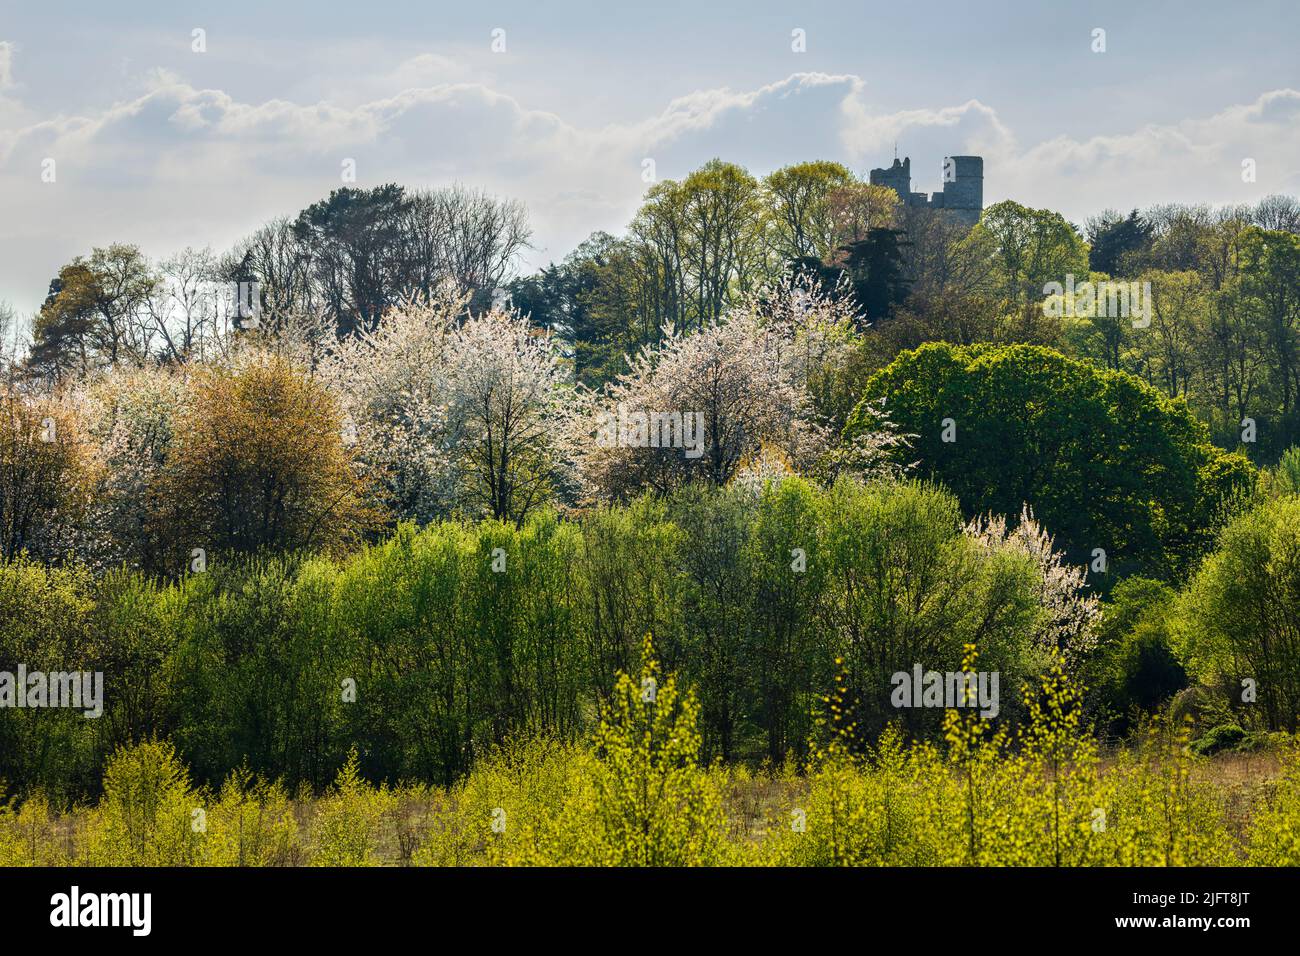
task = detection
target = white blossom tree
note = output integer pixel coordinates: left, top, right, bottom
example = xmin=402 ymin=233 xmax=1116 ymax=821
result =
xmin=570 ymin=276 xmax=881 ymax=501
xmin=77 ymin=364 xmax=190 ymax=571
xmin=321 ymin=293 xmax=460 ymax=526
xmin=965 ymin=504 xmax=1101 ymax=665
xmin=446 ymin=304 xmax=573 ymax=523
xmin=324 ymin=290 xmax=572 ymax=526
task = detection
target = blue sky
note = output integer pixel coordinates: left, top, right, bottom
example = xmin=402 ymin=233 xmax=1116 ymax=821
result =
xmin=2 ymin=0 xmax=1298 ymax=317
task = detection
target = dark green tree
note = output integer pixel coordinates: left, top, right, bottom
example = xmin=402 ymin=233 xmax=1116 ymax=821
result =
xmin=847 ymin=342 xmax=1254 ymax=577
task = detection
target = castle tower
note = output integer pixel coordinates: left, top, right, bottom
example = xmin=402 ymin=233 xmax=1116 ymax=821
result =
xmin=869 ymin=153 xmax=984 ymax=227
xmin=940 ymin=156 xmax=983 ymax=225
xmin=869 ymin=157 xmax=912 ymax=202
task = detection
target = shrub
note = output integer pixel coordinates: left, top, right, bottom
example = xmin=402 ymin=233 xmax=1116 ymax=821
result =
xmin=1175 ymin=497 xmax=1300 ymax=731
xmin=204 ymin=766 xmax=299 ymax=866
xmin=588 ymin=639 xmax=729 ymax=866
xmin=87 ymin=740 xmax=205 ymax=866
xmin=1191 ymin=724 xmax=1247 ymax=756
xmin=309 ymin=748 xmax=397 ymax=866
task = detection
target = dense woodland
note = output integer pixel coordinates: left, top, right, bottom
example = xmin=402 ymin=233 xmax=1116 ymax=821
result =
xmin=3 ymin=159 xmax=1300 ymax=865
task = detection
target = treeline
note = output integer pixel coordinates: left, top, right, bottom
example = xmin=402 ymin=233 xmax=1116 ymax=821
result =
xmin=0 ymin=477 xmax=1069 ymax=800
xmin=24 ymin=183 xmax=530 ymax=378
xmin=13 ymin=160 xmax=1300 ymax=461
xmin=6 ymin=467 xmax=1300 ymax=806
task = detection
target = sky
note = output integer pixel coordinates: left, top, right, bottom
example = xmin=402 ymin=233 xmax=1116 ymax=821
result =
xmin=2 ymin=0 xmax=1298 ymax=319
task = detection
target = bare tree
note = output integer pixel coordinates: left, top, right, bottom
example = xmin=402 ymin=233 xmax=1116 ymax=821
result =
xmin=1252 ymin=194 xmax=1300 ymax=234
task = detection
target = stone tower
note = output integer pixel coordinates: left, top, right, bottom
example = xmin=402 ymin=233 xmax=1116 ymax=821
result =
xmin=939 ymin=156 xmax=983 ymax=226
xmin=868 ymin=154 xmax=983 ymax=227
xmin=868 ymin=156 xmax=912 ymax=200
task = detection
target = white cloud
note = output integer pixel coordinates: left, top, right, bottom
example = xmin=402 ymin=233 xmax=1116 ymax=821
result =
xmin=0 ymin=41 xmax=15 ymax=90
xmin=1005 ymin=89 xmax=1300 ymax=219
xmin=0 ymin=67 xmax=1296 ymax=318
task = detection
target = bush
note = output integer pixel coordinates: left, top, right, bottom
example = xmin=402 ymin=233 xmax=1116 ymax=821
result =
xmin=87 ymin=740 xmax=204 ymax=866
xmin=588 ymin=639 xmax=729 ymax=866
xmin=309 ymin=748 xmax=397 ymax=866
xmin=1191 ymin=723 xmax=1247 ymax=756
xmin=850 ymin=342 xmax=1254 ymax=577
xmin=1175 ymin=496 xmax=1300 ymax=731
xmin=204 ymin=766 xmax=299 ymax=866
xmin=1087 ymin=577 xmax=1187 ymax=735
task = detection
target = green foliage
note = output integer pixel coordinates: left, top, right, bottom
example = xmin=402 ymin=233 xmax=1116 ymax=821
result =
xmin=1247 ymin=744 xmax=1300 ymax=865
xmin=1191 ymin=724 xmax=1247 ymax=757
xmin=0 ymin=476 xmax=1076 ymax=803
xmin=0 ymin=558 xmax=104 ymax=801
xmin=1175 ymin=496 xmax=1300 ymax=731
xmin=761 ymin=657 xmax=1237 ymax=867
xmin=204 ymin=765 xmax=299 ymax=866
xmin=851 ymin=341 xmax=1254 ymax=577
xmin=87 ymin=740 xmax=204 ymax=866
xmin=1274 ymin=445 xmax=1300 ymax=495
xmin=310 ymin=747 xmax=397 ymax=866
xmin=589 ymin=638 xmax=728 ymax=865
xmin=1087 ymin=577 xmax=1187 ymax=734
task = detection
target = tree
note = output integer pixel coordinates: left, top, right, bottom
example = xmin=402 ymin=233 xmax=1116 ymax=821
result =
xmin=322 ymin=296 xmax=459 ymax=528
xmin=1175 ymin=497 xmax=1300 ymax=731
xmin=238 ymin=184 xmax=530 ymax=339
xmin=445 ymin=306 xmax=572 ymax=525
xmin=158 ymin=353 xmax=373 ymax=564
xmin=569 ymin=279 xmax=848 ymax=500
xmin=1239 ymin=227 xmax=1300 ymax=447
xmin=839 ymin=228 xmax=912 ymax=323
xmin=762 ymin=161 xmax=856 ymax=261
xmin=1086 ymin=209 xmax=1153 ymax=277
xmin=292 ymin=185 xmax=413 ymax=337
xmin=28 ymin=246 xmax=160 ymax=377
xmin=0 ymin=389 xmax=95 ymax=561
xmin=816 ymin=477 xmax=1043 ymax=742
xmin=631 ymin=160 xmax=765 ymax=331
xmin=146 ymin=247 xmax=226 ymax=364
xmin=79 ymin=364 xmax=189 ymax=573
xmin=1086 ymin=576 xmax=1186 ymax=733
xmin=849 ymin=342 xmax=1254 ymax=576
xmin=29 ymin=262 xmax=102 ymax=379
xmin=825 ymin=181 xmax=900 ymax=247
xmin=1251 ymin=194 xmax=1300 ymax=234
xmin=967 ymin=200 xmax=1089 ymax=312
xmin=510 ymin=232 xmax=665 ymax=389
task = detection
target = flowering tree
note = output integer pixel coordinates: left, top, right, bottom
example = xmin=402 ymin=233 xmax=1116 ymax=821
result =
xmin=322 ymin=295 xmax=461 ymax=527
xmin=446 ymin=305 xmax=573 ymax=523
xmin=571 ymin=277 xmax=881 ymax=501
xmin=78 ymin=365 xmax=190 ymax=571
xmin=965 ymin=505 xmax=1101 ymax=665
xmin=0 ymin=388 xmax=96 ymax=562
xmin=325 ymin=292 xmax=572 ymax=526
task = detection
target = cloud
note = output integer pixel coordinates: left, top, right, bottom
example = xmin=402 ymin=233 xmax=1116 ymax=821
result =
xmin=0 ymin=41 xmax=15 ymax=90
xmin=0 ymin=67 xmax=1297 ymax=318
xmin=1004 ymin=88 xmax=1300 ymax=219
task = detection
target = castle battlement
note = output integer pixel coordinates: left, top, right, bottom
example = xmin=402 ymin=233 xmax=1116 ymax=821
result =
xmin=869 ymin=155 xmax=983 ymax=226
